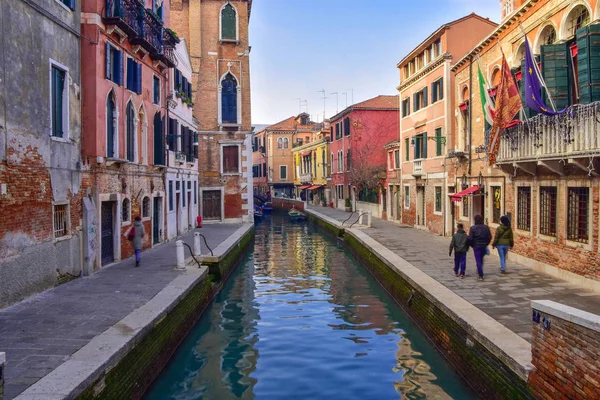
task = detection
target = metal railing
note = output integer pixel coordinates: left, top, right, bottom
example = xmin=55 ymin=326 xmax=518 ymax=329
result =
xmin=104 ymin=0 xmax=143 ymax=37
xmin=413 ymin=159 xmax=423 ymax=175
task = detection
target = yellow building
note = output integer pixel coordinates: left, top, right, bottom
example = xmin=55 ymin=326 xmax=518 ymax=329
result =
xmin=292 ymin=128 xmax=331 ymax=205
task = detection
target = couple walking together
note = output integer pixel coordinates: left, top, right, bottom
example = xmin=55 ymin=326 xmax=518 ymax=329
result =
xmin=449 ymin=215 xmax=513 ymax=281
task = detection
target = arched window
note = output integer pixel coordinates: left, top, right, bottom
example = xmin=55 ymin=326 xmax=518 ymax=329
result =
xmin=491 ymin=68 xmax=501 ymax=87
xmin=221 ymin=73 xmax=238 ymax=124
xmin=221 ymin=2 xmax=237 ymax=41
xmin=106 ymin=91 xmax=117 ymax=158
xmin=277 ymin=138 xmax=283 ymax=149
xmin=461 ymin=86 xmax=469 ymax=103
xmin=138 ymin=106 xmax=147 ymax=165
xmin=283 ymin=138 xmax=289 ymax=149
xmin=122 ymin=198 xmax=130 ymax=222
xmin=566 ymin=5 xmax=590 ymax=38
xmin=142 ymin=196 xmax=150 ymax=218
xmin=540 ymin=25 xmax=556 ymax=47
xmin=126 ymin=102 xmax=135 ymax=162
xmin=514 ymin=43 xmax=525 ymax=68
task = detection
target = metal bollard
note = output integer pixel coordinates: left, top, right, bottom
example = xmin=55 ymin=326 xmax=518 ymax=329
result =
xmin=193 ymin=233 xmax=202 ymax=256
xmin=175 ymin=240 xmax=186 ymax=270
xmin=367 ymin=211 xmax=372 ymax=228
xmin=0 ymin=351 xmax=5 ymax=398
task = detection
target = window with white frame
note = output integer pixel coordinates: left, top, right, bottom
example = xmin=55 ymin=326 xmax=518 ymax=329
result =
xmin=331 ymin=153 xmax=335 ymax=173
xmin=220 ymin=2 xmax=237 ymax=41
xmin=434 ymin=186 xmax=442 ymax=213
xmin=404 ymin=185 xmax=410 ymax=209
xmin=222 ymin=144 xmax=240 ymax=174
xmin=122 ymin=198 xmax=130 ymax=222
xmin=53 ymin=203 xmax=69 ymax=238
xmin=142 ymin=196 xmax=150 ymax=218
xmin=280 ymin=165 xmax=287 ymax=180
xmin=51 ymin=62 xmax=69 ymax=139
xmin=394 ymin=150 xmax=400 ymax=169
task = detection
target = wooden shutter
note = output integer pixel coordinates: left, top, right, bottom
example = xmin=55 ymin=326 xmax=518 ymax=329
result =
xmin=187 ymin=81 xmax=192 ymax=99
xmin=105 ymin=43 xmax=111 ymax=80
xmin=344 ymin=117 xmax=350 ymax=136
xmin=405 ymin=138 xmax=409 ymax=161
xmin=153 ymin=113 xmax=162 ymax=165
xmin=52 ymin=67 xmax=65 ymax=138
xmin=193 ymin=132 xmax=198 ymax=159
xmin=116 ymin=50 xmax=124 ymax=86
xmin=67 ymin=0 xmax=75 ymax=10
xmin=423 ymin=87 xmax=428 ymax=107
xmin=577 ymin=23 xmax=600 ymax=104
xmin=136 ymin=63 xmax=142 ymax=94
xmin=414 ymin=136 xmax=420 ymax=159
xmin=439 ymin=78 xmax=444 ymax=100
xmin=423 ymin=133 xmax=428 ymax=158
xmin=431 ymin=82 xmax=438 ymax=103
xmin=187 ymin=127 xmax=194 ymax=161
xmin=221 ymin=4 xmax=236 ymax=40
xmin=167 ymin=118 xmax=176 ymax=151
xmin=435 ymin=128 xmax=442 ymax=156
xmin=126 ymin=58 xmax=133 ymax=90
xmin=541 ymin=42 xmax=572 ymax=110
xmin=413 ymin=93 xmax=418 ymax=111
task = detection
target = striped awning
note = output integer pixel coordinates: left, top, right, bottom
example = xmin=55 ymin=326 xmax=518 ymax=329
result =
xmin=299 ymin=185 xmax=311 ymax=189
xmin=308 ymin=185 xmax=322 ymax=190
xmin=450 ymin=186 xmax=479 ymax=202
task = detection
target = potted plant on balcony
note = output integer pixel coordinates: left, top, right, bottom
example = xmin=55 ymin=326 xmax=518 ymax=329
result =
xmin=345 ymin=197 xmax=352 ymax=212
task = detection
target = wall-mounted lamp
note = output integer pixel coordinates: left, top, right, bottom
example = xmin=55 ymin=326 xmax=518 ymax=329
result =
xmin=461 ymin=173 xmax=468 ymax=189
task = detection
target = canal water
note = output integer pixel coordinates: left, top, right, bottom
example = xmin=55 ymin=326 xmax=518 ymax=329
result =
xmin=146 ymin=214 xmax=475 ymax=399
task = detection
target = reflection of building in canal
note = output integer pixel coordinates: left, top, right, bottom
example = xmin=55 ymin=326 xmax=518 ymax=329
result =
xmin=393 ymin=332 xmax=452 ymax=399
xmin=189 ymin=261 xmax=259 ymax=399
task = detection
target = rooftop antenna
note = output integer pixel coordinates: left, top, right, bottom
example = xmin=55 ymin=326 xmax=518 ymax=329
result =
xmin=299 ymin=99 xmax=308 ymax=114
xmin=342 ymin=92 xmax=348 ymax=109
xmin=330 ymin=92 xmax=339 ymax=113
xmin=318 ymin=89 xmax=327 ymax=120
xmin=294 ymin=98 xmax=302 ymax=114
xmin=351 ymin=89 xmax=354 ymax=105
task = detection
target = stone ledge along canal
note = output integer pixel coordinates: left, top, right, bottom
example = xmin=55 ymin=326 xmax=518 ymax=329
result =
xmin=146 ymin=213 xmax=475 ymax=399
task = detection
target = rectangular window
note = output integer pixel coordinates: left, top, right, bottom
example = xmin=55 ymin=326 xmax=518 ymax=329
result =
xmin=405 ymin=138 xmax=409 ymax=161
xmin=331 ymin=153 xmax=335 ymax=173
xmin=280 ymin=165 xmax=287 ymax=180
xmin=335 ymin=123 xmax=341 ymax=140
xmin=404 ymin=185 xmax=410 ymax=209
xmin=434 ymin=186 xmax=442 ymax=213
xmin=414 ymin=133 xmax=427 ymax=159
xmin=539 ymin=186 xmax=557 ymax=237
xmin=492 ymin=186 xmax=502 ymax=224
xmin=194 ymin=182 xmax=197 ymax=205
xmin=51 ymin=65 xmax=67 ymax=138
xmin=182 ymin=181 xmax=186 ymax=207
xmin=413 ymin=87 xmax=428 ymax=112
xmin=58 ymin=0 xmax=75 ymax=10
xmin=517 ymin=186 xmax=531 ymax=231
xmin=153 ymin=76 xmax=160 ymax=105
xmin=344 ymin=117 xmax=351 ymax=136
xmin=223 ymin=145 xmax=239 ymax=173
xmin=53 ymin=203 xmax=69 ymax=238
xmin=462 ymin=192 xmax=469 ymax=218
xmin=402 ymin=97 xmax=410 ymax=117
xmin=126 ymin=58 xmax=142 ymax=94
xmin=394 ymin=149 xmax=400 ymax=169
xmin=435 ymin=127 xmax=442 ymax=156
xmin=105 ymin=43 xmax=123 ymax=85
xmin=431 ymin=78 xmax=444 ymax=103
xmin=567 ymin=187 xmax=589 ymax=243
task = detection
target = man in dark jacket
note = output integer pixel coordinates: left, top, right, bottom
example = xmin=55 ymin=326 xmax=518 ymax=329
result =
xmin=468 ymin=215 xmax=492 ymax=281
xmin=449 ymin=223 xmax=469 ymax=278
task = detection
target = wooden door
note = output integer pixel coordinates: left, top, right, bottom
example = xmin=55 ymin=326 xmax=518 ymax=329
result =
xmin=203 ymin=190 xmax=221 ymax=220
xmin=101 ymin=201 xmax=114 ymax=265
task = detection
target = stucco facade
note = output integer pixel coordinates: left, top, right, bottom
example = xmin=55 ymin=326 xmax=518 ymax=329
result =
xmin=0 ymin=0 xmax=84 ymax=307
xmin=171 ymin=0 xmax=253 ymax=223
xmin=398 ymin=13 xmax=497 ymax=236
xmin=292 ymin=128 xmax=331 ymax=205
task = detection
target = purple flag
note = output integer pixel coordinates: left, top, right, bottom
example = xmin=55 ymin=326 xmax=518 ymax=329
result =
xmin=524 ymin=37 xmax=566 ymax=115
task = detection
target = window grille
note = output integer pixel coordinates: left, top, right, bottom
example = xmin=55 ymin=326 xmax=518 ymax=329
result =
xmin=53 ymin=204 xmax=68 ymax=238
xmin=122 ymin=198 xmax=130 ymax=222
xmin=404 ymin=186 xmax=410 ymax=208
xmin=434 ymin=187 xmax=442 ymax=213
xmin=567 ymin=187 xmax=588 ymax=242
xmin=567 ymin=6 xmax=590 ymax=37
xmin=539 ymin=187 xmax=557 ymax=237
xmin=142 ymin=197 xmax=150 ymax=218
xmin=517 ymin=187 xmax=531 ymax=231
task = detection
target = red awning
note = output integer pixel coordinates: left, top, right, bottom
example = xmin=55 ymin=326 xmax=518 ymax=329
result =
xmin=450 ymin=186 xmax=479 ymax=202
xmin=300 ymin=152 xmax=311 ymax=157
xmin=299 ymin=185 xmax=311 ymax=189
xmin=308 ymin=185 xmax=321 ymax=190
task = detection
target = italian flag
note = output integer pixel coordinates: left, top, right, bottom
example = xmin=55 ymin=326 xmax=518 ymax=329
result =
xmin=478 ymin=64 xmax=496 ymax=126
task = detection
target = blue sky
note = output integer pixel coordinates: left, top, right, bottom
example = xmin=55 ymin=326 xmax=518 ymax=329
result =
xmin=249 ymin=0 xmax=500 ymax=125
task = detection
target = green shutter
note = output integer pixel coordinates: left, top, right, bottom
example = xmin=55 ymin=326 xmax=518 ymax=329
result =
xmin=405 ymin=138 xmax=409 ymax=161
xmin=541 ymin=42 xmax=572 ymax=110
xmin=221 ymin=4 xmax=236 ymax=40
xmin=423 ymin=87 xmax=428 ymax=107
xmin=431 ymin=82 xmax=437 ymax=103
xmin=435 ymin=128 xmax=442 ymax=156
xmin=423 ymin=133 xmax=428 ymax=158
xmin=439 ymin=77 xmax=444 ymax=100
xmin=414 ymin=136 xmax=420 ymax=159
xmin=577 ymin=23 xmax=600 ymax=104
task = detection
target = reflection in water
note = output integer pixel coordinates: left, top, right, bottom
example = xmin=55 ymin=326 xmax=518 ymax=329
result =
xmin=146 ymin=214 xmax=475 ymax=400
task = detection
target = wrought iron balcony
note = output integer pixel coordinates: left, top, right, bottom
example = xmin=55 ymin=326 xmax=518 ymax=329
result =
xmin=103 ymin=0 xmax=143 ymax=37
xmin=130 ymin=10 xmax=163 ymax=55
xmin=497 ymin=102 xmax=600 ymax=175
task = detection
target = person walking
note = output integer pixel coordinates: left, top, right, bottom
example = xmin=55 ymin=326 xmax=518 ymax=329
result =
xmin=492 ymin=215 xmax=514 ymax=275
xmin=128 ymin=216 xmax=145 ymax=268
xmin=468 ymin=215 xmax=491 ymax=281
xmin=449 ymin=222 xmax=469 ymax=279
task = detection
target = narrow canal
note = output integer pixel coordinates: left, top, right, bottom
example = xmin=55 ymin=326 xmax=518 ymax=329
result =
xmin=146 ymin=214 xmax=475 ymax=399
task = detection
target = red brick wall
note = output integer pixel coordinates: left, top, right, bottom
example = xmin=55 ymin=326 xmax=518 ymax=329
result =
xmin=529 ymin=305 xmax=600 ymax=400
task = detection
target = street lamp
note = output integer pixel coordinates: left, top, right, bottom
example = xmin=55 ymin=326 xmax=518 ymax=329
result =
xmin=461 ymin=173 xmax=468 ymax=189
xmin=477 ymin=171 xmax=485 ymax=188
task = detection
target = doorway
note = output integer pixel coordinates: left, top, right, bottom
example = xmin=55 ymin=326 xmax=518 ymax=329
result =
xmin=153 ymin=197 xmax=161 ymax=244
xmin=472 ymin=193 xmax=486 ymax=222
xmin=416 ymin=186 xmax=425 ymax=226
xmin=101 ymin=201 xmax=115 ymax=265
xmin=203 ymin=190 xmax=222 ymax=220
xmin=176 ymin=193 xmax=181 ymax=235
xmin=187 ymin=191 xmax=192 ymax=230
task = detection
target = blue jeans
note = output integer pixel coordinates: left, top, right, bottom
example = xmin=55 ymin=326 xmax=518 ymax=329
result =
xmin=135 ymin=249 xmax=141 ymax=263
xmin=473 ymin=247 xmax=486 ymax=277
xmin=454 ymin=252 xmax=467 ymax=275
xmin=497 ymin=245 xmax=509 ymax=271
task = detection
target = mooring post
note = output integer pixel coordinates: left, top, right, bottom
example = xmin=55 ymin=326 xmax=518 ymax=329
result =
xmin=0 ymin=351 xmax=5 ymax=398
xmin=193 ymin=232 xmax=202 ymax=256
xmin=367 ymin=211 xmax=372 ymax=228
xmin=358 ymin=209 xmax=363 ymax=225
xmin=175 ymin=240 xmax=186 ymax=270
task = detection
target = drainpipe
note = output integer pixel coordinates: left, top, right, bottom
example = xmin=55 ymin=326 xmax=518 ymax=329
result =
xmin=468 ymin=56 xmax=473 ymax=176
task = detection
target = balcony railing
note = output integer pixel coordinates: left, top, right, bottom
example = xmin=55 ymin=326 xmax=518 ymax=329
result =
xmin=498 ymin=102 xmax=600 ymax=163
xmin=104 ymin=0 xmax=143 ymax=37
xmin=175 ymin=152 xmax=186 ymax=163
xmin=413 ymin=159 xmax=423 ymax=176
xmin=129 ymin=10 xmax=163 ymax=55
xmin=299 ymin=173 xmax=312 ymax=183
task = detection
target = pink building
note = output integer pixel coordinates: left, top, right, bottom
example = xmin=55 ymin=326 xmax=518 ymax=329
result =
xmin=81 ymin=0 xmax=180 ymax=269
xmin=328 ymin=95 xmax=399 ymax=217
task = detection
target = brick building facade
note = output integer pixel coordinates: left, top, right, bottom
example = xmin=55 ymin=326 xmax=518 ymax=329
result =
xmin=397 ymin=14 xmax=497 ymax=236
xmin=0 ymin=0 xmax=85 ymax=307
xmin=452 ymin=0 xmax=600 ymax=284
xmin=171 ymin=0 xmax=253 ymax=223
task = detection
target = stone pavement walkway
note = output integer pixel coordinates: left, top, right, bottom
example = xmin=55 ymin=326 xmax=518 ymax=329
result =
xmin=0 ymin=224 xmax=242 ymax=400
xmin=307 ymin=205 xmax=600 ymax=342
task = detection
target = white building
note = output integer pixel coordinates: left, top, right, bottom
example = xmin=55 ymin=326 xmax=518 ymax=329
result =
xmin=165 ymin=39 xmax=199 ymax=241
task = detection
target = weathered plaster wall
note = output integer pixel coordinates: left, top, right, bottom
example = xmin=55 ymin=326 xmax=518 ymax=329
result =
xmin=0 ymin=0 xmax=83 ymax=307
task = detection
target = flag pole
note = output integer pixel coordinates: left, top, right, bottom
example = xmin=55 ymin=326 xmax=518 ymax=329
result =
xmin=496 ymin=38 xmax=530 ymax=123
xmin=518 ymin=22 xmax=557 ymax=112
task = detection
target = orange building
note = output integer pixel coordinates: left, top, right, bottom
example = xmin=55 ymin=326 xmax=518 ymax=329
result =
xmin=397 ymin=13 xmax=497 ymax=236
xmin=171 ymin=0 xmax=253 ymax=223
